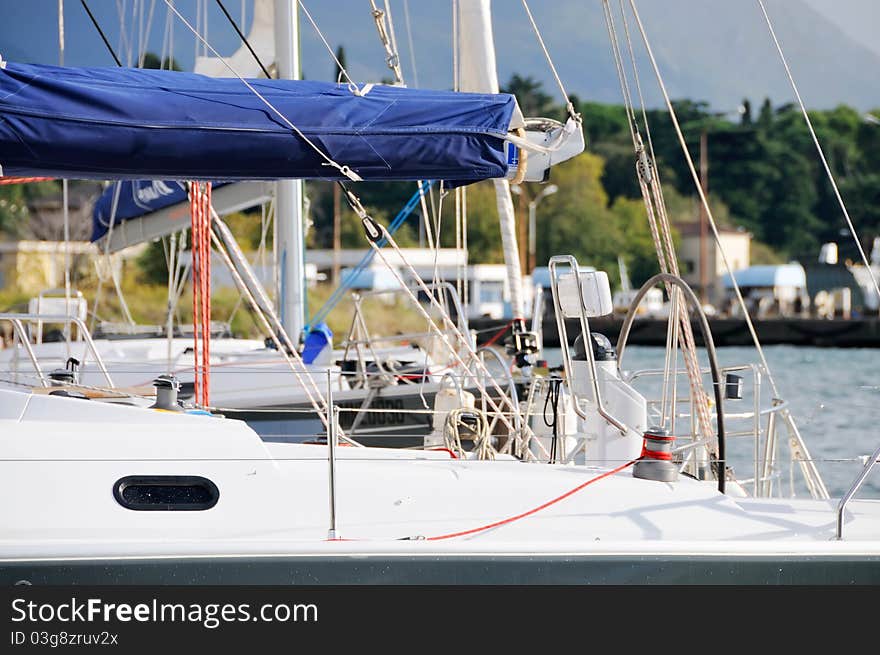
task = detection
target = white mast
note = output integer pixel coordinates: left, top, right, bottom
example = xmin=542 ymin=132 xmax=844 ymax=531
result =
xmin=274 ymin=0 xmax=306 ymax=339
xmin=457 ymin=0 xmax=525 ymax=319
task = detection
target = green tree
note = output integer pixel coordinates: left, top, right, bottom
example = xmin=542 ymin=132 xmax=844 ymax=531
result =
xmin=140 ymin=52 xmax=182 ymax=71
xmin=531 ymin=153 xmax=621 ymax=276
xmin=501 ymin=74 xmax=559 ymax=119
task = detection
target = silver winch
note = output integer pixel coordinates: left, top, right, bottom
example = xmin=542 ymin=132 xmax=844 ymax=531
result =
xmin=633 ymin=426 xmax=678 ymax=482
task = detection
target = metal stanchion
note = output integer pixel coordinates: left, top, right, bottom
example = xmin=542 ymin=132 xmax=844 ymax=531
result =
xmin=327 ymin=370 xmax=338 ymax=540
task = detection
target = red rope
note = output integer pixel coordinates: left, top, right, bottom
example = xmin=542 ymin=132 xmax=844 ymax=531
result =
xmin=640 ymin=445 xmax=673 ymax=461
xmin=427 ymin=447 xmax=459 ymax=459
xmin=202 ymin=183 xmax=212 ymax=405
xmin=640 ymin=434 xmax=675 ymax=461
xmin=189 ymin=182 xmax=213 ymax=407
xmin=189 ymin=183 xmax=201 ymax=406
xmin=425 ymin=459 xmax=637 ymax=541
xmin=0 ymin=176 xmax=53 ymax=185
xmin=483 ymin=319 xmax=516 ymax=347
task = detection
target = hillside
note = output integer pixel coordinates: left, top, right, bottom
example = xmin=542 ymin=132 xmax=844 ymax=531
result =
xmin=1 ymin=1 xmax=879 ymax=111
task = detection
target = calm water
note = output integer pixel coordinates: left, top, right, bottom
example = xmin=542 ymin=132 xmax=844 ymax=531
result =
xmin=542 ymin=345 xmax=880 ymax=499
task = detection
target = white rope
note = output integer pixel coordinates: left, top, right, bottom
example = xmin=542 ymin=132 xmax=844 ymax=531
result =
xmin=618 ymin=0 xmax=684 ymax=433
xmin=627 ymin=0 xmax=782 ymax=398
xmin=756 ymin=0 xmax=880 ymax=304
xmin=137 ymin=0 xmax=144 ymax=66
xmin=116 ymin=0 xmax=133 ymax=67
xmin=367 ymin=236 xmax=523 ymax=440
xmin=602 ymin=0 xmax=638 ymax=145
xmin=504 ymin=124 xmax=579 ymax=155
xmin=605 ymin=0 xmax=714 ymax=446
xmin=626 ymin=0 xmax=829 ymax=499
xmin=419 ymin=184 xmax=434 ymax=250
xmin=137 ymin=0 xmax=158 ymax=68
xmin=461 ymin=185 xmax=468 ymax=311
xmin=519 ymin=0 xmax=577 ymax=119
xmin=452 ymin=0 xmax=460 ymax=93
xmin=346 ymin=195 xmax=528 ymax=441
xmin=193 ymin=0 xmax=201 ymax=62
xmin=167 ymin=0 xmax=175 ymax=69
xmin=617 ymin=0 xmax=666 ymax=221
xmin=443 ymin=407 xmax=495 ymax=460
xmin=160 ymin=2 xmax=172 ymax=68
xmin=161 ymin=0 xmax=363 ymax=181
xmin=402 ymin=0 xmax=419 ymax=87
xmin=299 ymin=0 xmax=361 ymax=91
xmin=201 ymin=0 xmax=209 ymax=57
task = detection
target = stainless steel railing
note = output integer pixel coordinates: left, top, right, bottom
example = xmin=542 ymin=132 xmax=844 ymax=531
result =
xmin=836 ymin=442 xmax=880 ymax=539
xmin=0 ymin=313 xmax=115 ymax=388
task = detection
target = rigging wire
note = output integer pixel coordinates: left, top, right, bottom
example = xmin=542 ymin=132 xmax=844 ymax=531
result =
xmin=343 ymin=196 xmax=529 ymax=441
xmin=115 ymin=0 xmax=133 ymax=66
xmin=226 ymin=200 xmax=275 ymax=327
xmin=617 ymin=0 xmax=685 ymax=432
xmin=298 ymin=0 xmax=361 ymax=90
xmin=625 ymin=0 xmax=828 ymax=497
xmin=603 ymin=0 xmax=715 ymax=449
xmin=368 ymin=0 xmax=404 ymax=84
xmin=401 ymin=0 xmax=419 ymax=87
xmin=625 ymin=0 xmax=776 ymax=398
xmin=755 ymin=0 xmax=880 ymax=304
xmin=137 ymin=0 xmax=158 ymax=68
xmin=160 ymin=0 xmax=363 ymax=181
xmin=214 ymin=0 xmax=273 ymax=78
xmin=519 ymin=0 xmax=578 ymax=119
xmin=80 ymin=0 xmax=123 ymax=66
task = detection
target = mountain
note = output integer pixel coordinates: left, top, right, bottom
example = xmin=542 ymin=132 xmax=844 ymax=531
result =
xmin=1 ymin=0 xmax=878 ymax=111
xmin=803 ymin=0 xmax=880 ymax=58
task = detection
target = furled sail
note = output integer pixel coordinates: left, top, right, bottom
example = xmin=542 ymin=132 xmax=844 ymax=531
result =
xmin=0 ymin=62 xmax=519 ymax=183
xmin=457 ymin=0 xmax=526 ymax=319
xmin=193 ymin=0 xmax=275 ymax=79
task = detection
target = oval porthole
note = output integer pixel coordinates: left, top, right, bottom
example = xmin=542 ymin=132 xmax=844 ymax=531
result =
xmin=113 ymin=476 xmax=219 ymax=511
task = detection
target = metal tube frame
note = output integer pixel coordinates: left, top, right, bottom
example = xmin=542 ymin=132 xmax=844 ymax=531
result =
xmin=0 ymin=313 xmax=114 ymax=388
xmin=547 ymin=255 xmax=627 ymax=434
xmin=616 ymin=272 xmax=727 ymax=493
xmin=836 ymin=442 xmax=880 ymax=540
xmin=327 ymin=371 xmax=338 ymax=540
xmin=477 ymin=345 xmax=524 ymax=452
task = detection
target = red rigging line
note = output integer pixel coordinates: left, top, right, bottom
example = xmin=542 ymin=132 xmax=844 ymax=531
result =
xmin=189 ymin=183 xmax=200 ymax=406
xmin=0 ymin=177 xmax=54 ymax=185
xmin=189 ymin=182 xmax=213 ymax=407
xmin=424 ymin=459 xmax=637 ymax=541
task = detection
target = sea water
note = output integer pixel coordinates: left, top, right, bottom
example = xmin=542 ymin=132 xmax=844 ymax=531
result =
xmin=541 ymin=345 xmax=880 ymax=499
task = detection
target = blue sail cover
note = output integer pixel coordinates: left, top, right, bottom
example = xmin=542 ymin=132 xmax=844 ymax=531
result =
xmin=91 ymin=180 xmax=230 ymax=242
xmin=0 ymin=62 xmax=517 ymax=182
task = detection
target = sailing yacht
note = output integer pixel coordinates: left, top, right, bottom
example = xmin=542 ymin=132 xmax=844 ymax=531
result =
xmin=0 ymin=0 xmax=576 ymax=446
xmin=2 ymin=254 xmax=879 ymax=584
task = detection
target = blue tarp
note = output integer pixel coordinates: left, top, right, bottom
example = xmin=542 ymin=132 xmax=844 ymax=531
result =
xmin=0 ymin=62 xmax=517 ymax=183
xmin=90 ymin=179 xmax=230 ymax=242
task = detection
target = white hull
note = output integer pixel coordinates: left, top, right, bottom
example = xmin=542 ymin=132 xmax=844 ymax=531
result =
xmin=2 ymin=387 xmax=878 ymax=584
